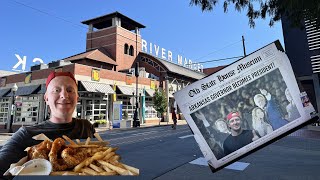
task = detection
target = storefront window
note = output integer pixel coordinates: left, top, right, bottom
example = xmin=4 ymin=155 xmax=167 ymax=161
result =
xmin=118 ymin=95 xmax=134 ymax=119
xmin=117 ymin=95 xmax=157 ymax=119
xmin=82 ymin=94 xmax=108 ymax=122
xmin=145 ymin=97 xmax=157 ymax=118
xmin=0 ymin=98 xmax=10 ymax=123
xmin=79 ymin=92 xmax=158 ymax=122
xmin=15 ymin=95 xmax=40 ymax=123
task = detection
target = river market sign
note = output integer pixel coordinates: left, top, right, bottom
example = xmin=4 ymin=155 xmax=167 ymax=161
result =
xmin=141 ymin=39 xmax=204 ymax=72
xmin=12 ymin=41 xmax=204 ymax=73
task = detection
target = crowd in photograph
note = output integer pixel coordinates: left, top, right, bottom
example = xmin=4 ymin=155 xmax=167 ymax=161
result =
xmin=190 ymin=69 xmax=300 ymax=159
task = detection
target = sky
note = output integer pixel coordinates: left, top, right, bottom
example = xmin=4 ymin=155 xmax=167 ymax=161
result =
xmin=0 ymin=0 xmax=284 ymax=72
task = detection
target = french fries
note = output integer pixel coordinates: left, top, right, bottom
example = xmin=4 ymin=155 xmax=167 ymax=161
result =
xmin=89 ymin=164 xmax=104 ymax=173
xmin=62 ymin=135 xmax=77 ymax=146
xmin=77 ymin=141 xmax=109 ymax=146
xmin=121 ymin=163 xmax=140 ymax=175
xmin=30 ymin=133 xmax=139 ymax=176
xmin=94 ymin=133 xmax=104 ymax=142
xmin=84 ymin=137 xmax=91 ymax=145
xmin=50 ymin=171 xmax=79 ymax=176
xmin=97 ymin=160 xmax=130 ymax=175
xmin=67 ymin=144 xmax=99 ymax=148
xmin=81 ymin=167 xmax=99 ymax=175
xmin=32 ymin=133 xmax=52 ymax=141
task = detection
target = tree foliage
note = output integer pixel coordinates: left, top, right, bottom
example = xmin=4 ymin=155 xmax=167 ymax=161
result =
xmin=190 ymin=0 xmax=320 ymax=29
xmin=123 ymin=110 xmax=128 ymax=120
xmin=153 ymin=88 xmax=167 ymax=118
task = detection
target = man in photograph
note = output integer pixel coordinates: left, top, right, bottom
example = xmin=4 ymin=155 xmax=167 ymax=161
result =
xmin=223 ymin=112 xmax=259 ymax=155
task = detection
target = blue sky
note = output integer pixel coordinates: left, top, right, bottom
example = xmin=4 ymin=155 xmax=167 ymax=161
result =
xmin=0 ymin=0 xmax=284 ymax=72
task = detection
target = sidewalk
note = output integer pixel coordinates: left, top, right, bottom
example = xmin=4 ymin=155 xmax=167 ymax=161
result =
xmin=0 ymin=134 xmax=12 ymax=146
xmin=95 ymin=120 xmax=187 ymax=132
xmin=0 ymin=120 xmax=188 ymax=146
xmin=1 ymin=120 xmax=319 ymax=146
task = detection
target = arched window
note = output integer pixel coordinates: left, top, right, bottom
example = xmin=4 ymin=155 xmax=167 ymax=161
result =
xmin=129 ymin=45 xmax=134 ymax=56
xmin=124 ymin=44 xmax=129 ymax=54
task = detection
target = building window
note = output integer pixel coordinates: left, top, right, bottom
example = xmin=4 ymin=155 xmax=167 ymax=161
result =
xmin=117 ymin=95 xmax=134 ymax=119
xmin=15 ymin=95 xmax=40 ymax=123
xmin=145 ymin=97 xmax=157 ymax=118
xmin=129 ymin=45 xmax=134 ymax=56
xmin=84 ymin=97 xmax=108 ymax=121
xmin=124 ymin=44 xmax=129 ymax=54
xmin=0 ymin=98 xmax=10 ymax=122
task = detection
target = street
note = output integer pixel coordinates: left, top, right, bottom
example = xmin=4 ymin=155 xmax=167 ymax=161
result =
xmin=102 ymin=125 xmax=202 ymax=179
xmin=91 ymin=125 xmax=320 ymax=179
xmin=3 ymin=124 xmax=320 ymax=179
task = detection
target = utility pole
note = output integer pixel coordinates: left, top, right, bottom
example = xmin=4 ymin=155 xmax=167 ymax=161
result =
xmin=242 ymin=35 xmax=246 ymax=57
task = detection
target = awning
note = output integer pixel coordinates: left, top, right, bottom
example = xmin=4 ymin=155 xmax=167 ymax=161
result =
xmin=6 ymin=85 xmax=40 ymax=96
xmin=146 ymin=89 xmax=173 ymax=98
xmin=117 ymin=85 xmax=134 ymax=96
xmin=37 ymin=84 xmax=46 ymax=94
xmin=80 ymin=81 xmax=115 ymax=94
xmin=144 ymin=89 xmax=155 ymax=97
xmin=0 ymin=88 xmax=10 ymax=98
xmin=117 ymin=85 xmax=143 ymax=96
xmin=134 ymin=88 xmax=144 ymax=96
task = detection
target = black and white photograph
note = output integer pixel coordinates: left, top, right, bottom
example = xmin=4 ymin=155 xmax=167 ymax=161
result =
xmin=190 ymin=68 xmax=300 ymax=159
xmin=174 ymin=42 xmax=312 ymax=169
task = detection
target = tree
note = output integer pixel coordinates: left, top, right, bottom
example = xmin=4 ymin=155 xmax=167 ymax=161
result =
xmin=153 ymin=88 xmax=168 ymax=125
xmin=189 ymin=0 xmax=320 ymax=29
xmin=123 ymin=110 xmax=129 ymax=120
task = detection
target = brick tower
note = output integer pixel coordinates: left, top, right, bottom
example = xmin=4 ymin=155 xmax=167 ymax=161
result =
xmin=82 ymin=12 xmax=145 ymax=71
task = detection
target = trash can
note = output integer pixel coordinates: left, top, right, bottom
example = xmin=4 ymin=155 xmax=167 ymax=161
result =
xmin=120 ymin=120 xmax=132 ymax=128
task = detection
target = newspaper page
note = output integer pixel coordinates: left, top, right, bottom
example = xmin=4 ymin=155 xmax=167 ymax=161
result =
xmin=174 ymin=41 xmax=312 ymax=170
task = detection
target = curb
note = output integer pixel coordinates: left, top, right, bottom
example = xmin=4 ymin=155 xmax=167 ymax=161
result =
xmin=0 ymin=133 xmax=13 ymax=136
xmin=95 ymin=124 xmax=172 ymax=132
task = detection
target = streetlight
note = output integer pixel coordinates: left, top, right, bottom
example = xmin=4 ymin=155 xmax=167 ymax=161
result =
xmin=133 ymin=62 xmax=140 ymax=127
xmin=9 ymin=83 xmax=18 ymax=133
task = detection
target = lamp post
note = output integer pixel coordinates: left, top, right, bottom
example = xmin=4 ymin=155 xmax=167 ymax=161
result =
xmin=168 ymin=86 xmax=174 ymax=125
xmin=9 ymin=83 xmax=18 ymax=133
xmin=133 ymin=62 xmax=140 ymax=127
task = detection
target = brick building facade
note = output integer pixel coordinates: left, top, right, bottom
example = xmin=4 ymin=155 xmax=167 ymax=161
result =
xmin=0 ymin=12 xmax=205 ymax=131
